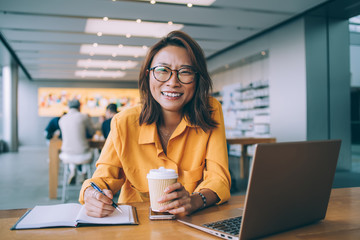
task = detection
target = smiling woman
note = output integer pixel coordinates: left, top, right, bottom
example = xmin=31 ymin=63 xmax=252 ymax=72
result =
xmin=79 ymin=31 xmax=231 ymax=218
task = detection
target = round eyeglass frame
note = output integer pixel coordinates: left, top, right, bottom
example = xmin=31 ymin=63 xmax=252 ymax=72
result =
xmin=149 ymin=66 xmax=197 ymax=84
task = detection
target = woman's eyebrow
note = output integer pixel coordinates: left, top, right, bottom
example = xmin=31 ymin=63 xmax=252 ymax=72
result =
xmin=154 ymin=63 xmax=194 ymax=68
xmin=154 ymin=62 xmax=170 ymax=66
xmin=180 ymin=64 xmax=193 ymax=68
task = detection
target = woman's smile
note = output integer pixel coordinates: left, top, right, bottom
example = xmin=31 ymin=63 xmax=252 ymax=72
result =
xmin=161 ymin=91 xmax=184 ymax=99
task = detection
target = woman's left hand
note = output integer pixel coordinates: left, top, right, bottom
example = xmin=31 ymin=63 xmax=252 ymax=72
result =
xmin=157 ymin=182 xmax=199 ymax=215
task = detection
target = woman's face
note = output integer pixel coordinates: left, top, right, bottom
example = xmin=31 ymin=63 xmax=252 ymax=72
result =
xmin=149 ymin=45 xmax=196 ymax=115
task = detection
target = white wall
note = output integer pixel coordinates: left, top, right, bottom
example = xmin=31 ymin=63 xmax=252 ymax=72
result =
xmin=210 ymin=19 xmax=307 ymax=142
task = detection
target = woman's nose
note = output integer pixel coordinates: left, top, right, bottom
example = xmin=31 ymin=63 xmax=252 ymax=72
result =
xmin=166 ymin=71 xmax=181 ymax=86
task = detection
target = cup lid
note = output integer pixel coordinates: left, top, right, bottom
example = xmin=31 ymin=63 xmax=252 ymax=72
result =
xmin=147 ymin=167 xmax=178 ymax=179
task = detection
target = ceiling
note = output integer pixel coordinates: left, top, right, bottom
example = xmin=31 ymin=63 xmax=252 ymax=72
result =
xmin=0 ymin=0 xmax=331 ymax=82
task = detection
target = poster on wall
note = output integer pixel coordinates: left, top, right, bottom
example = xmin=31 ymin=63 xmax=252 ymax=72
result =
xmin=38 ymin=87 xmax=140 ymax=117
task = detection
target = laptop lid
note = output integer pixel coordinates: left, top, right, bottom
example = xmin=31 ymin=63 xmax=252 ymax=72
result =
xmin=239 ymin=139 xmax=341 ymax=239
xmin=177 ymin=139 xmax=341 ymax=240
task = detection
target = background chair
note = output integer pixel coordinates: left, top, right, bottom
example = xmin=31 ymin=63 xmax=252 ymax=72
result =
xmin=59 ymin=151 xmax=93 ymax=202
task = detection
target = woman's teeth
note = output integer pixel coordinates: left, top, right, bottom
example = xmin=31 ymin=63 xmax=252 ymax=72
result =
xmin=162 ymin=92 xmax=182 ymax=97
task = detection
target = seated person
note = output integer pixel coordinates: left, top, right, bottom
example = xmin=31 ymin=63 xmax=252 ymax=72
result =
xmin=101 ymin=103 xmax=118 ymax=139
xmin=80 ymin=31 xmax=231 ymax=218
xmin=59 ymin=99 xmax=96 ymax=184
xmin=44 ymin=112 xmax=66 ymax=143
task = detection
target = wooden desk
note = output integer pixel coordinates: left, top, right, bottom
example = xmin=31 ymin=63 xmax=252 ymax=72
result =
xmin=227 ymin=137 xmax=276 ymax=179
xmin=48 ymin=138 xmax=105 ymax=199
xmin=2 ymin=188 xmax=360 ymax=239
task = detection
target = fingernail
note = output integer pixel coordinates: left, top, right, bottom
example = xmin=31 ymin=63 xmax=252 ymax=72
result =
xmin=164 ymin=187 xmax=169 ymax=192
xmin=157 ymin=197 xmax=163 ymax=202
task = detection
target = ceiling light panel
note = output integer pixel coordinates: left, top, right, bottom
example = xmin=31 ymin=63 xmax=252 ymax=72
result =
xmin=349 ymin=15 xmax=360 ymax=33
xmin=80 ymin=44 xmax=148 ymax=57
xmin=349 ymin=15 xmax=360 ymax=24
xmin=143 ymin=0 xmax=216 ymax=6
xmin=77 ymin=59 xmax=138 ymax=69
xmin=75 ymin=70 xmax=126 ymax=78
xmin=85 ymin=19 xmax=183 ymax=38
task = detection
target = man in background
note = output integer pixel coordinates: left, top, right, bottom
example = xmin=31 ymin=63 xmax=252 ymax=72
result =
xmin=59 ymin=99 xmax=96 ymax=184
xmin=101 ymin=103 xmax=118 ymax=139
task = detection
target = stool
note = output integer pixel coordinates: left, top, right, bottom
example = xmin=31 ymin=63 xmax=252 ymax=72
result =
xmin=59 ymin=151 xmax=93 ymax=202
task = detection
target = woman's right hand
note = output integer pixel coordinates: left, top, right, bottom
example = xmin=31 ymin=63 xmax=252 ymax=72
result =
xmin=83 ymin=187 xmax=115 ymax=218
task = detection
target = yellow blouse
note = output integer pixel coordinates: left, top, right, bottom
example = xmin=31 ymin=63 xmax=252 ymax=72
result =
xmin=79 ymin=97 xmax=231 ymax=205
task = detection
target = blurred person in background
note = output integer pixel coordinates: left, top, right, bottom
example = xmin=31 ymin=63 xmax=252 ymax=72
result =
xmin=101 ymin=103 xmax=118 ymax=139
xmin=59 ymin=99 xmax=96 ymax=184
xmin=44 ymin=112 xmax=66 ymax=145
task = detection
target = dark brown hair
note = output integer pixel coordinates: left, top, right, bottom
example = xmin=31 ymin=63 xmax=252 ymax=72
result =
xmin=138 ymin=30 xmax=217 ymax=132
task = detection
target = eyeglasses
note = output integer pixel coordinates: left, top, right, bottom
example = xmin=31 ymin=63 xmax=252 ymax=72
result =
xmin=149 ymin=66 xmax=197 ymax=84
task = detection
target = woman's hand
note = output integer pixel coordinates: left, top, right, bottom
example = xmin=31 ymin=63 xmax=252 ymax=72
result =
xmin=83 ymin=187 xmax=115 ymax=218
xmin=157 ymin=182 xmax=202 ymax=215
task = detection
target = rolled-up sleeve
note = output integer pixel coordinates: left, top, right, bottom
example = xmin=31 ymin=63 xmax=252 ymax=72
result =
xmin=79 ymin=117 xmax=125 ymax=204
xmin=194 ymin=99 xmax=231 ymax=204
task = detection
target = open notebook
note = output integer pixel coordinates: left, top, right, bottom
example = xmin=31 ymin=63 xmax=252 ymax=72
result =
xmin=11 ymin=203 xmax=138 ymax=230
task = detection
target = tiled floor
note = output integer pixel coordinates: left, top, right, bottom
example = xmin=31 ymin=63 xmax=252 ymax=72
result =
xmin=0 ymin=146 xmax=360 ymax=210
xmin=0 ymin=147 xmax=83 ymax=210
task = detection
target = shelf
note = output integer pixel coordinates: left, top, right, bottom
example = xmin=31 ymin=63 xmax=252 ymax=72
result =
xmin=240 ymin=95 xmax=269 ymax=101
xmin=220 ymin=57 xmax=270 ymax=140
xmin=236 ymin=85 xmax=269 ymax=92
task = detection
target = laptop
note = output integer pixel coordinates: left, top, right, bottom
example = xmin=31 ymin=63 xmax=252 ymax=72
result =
xmin=177 ymin=139 xmax=341 ymax=240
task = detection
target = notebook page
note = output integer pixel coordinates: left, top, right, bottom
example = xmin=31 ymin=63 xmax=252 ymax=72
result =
xmin=15 ymin=203 xmax=82 ymax=229
xmin=76 ymin=205 xmax=132 ymax=225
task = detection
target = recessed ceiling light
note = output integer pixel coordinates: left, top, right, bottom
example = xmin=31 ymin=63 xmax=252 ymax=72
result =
xmin=187 ymin=3 xmax=193 ymax=7
xmin=136 ymin=19 xmax=142 ymax=23
xmin=150 ymin=0 xmax=156 ymax=4
xmin=85 ymin=18 xmax=183 ymax=38
xmin=168 ymin=21 xmax=173 ymax=25
xmin=126 ymin=33 xmax=131 ymax=38
xmin=77 ymin=59 xmax=138 ymax=69
xmin=75 ymin=70 xmax=126 ymax=78
xmin=103 ymin=17 xmax=109 ymax=21
xmin=97 ymin=32 xmax=103 ymax=36
xmin=80 ymin=44 xmax=148 ymax=57
xmin=93 ymin=43 xmax=98 ymax=47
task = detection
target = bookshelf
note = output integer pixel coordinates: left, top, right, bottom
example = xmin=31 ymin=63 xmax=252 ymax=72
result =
xmin=211 ymin=50 xmax=271 ymax=157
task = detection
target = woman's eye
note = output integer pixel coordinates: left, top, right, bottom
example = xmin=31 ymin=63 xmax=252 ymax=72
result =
xmin=179 ymin=69 xmax=194 ymax=75
xmin=156 ymin=67 xmax=169 ymax=73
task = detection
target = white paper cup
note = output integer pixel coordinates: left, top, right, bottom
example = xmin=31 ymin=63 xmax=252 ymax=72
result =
xmin=147 ymin=167 xmax=178 ymax=212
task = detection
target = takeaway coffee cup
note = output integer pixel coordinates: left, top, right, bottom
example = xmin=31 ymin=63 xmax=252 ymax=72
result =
xmin=147 ymin=167 xmax=178 ymax=212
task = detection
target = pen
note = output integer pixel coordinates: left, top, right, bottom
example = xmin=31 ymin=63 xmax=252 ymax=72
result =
xmin=90 ymin=182 xmax=123 ymax=214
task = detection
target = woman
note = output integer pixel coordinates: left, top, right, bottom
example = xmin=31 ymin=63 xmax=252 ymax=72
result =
xmin=80 ymin=31 xmax=231 ymax=217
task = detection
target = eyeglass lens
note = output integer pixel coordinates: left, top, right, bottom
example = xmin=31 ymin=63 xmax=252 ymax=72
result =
xmin=152 ymin=66 xmax=195 ymax=84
